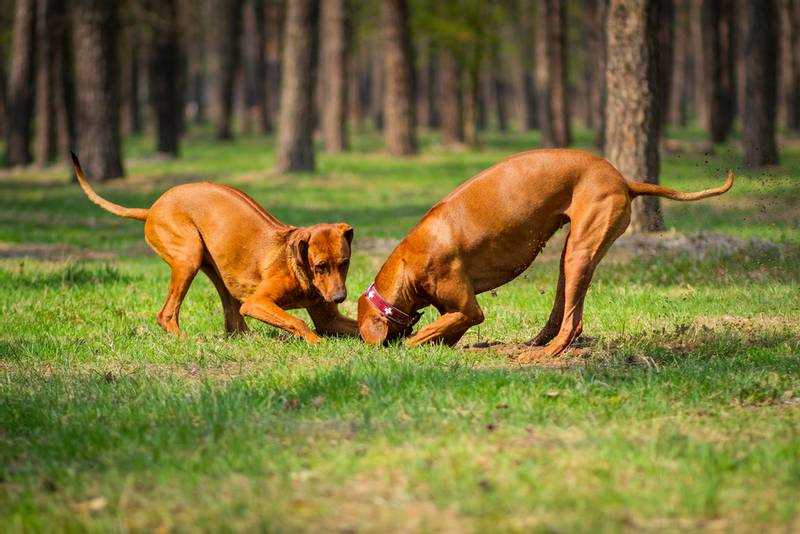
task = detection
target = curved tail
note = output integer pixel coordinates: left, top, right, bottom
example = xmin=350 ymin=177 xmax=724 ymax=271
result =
xmin=625 ymin=170 xmax=734 ymax=201
xmin=70 ymin=152 xmax=149 ymax=221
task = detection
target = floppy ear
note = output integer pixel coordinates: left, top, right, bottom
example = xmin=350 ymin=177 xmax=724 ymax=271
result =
xmin=289 ymin=228 xmax=311 ymax=268
xmin=338 ymin=223 xmax=354 ymax=246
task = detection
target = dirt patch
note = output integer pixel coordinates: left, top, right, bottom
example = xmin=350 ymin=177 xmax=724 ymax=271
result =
xmin=0 ymin=242 xmax=116 ymax=261
xmin=610 ymin=231 xmax=782 ymax=261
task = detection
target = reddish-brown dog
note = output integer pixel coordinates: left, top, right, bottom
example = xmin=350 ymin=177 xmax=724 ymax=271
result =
xmin=72 ymin=153 xmax=357 ymax=342
xmin=358 ymin=149 xmax=734 ymax=362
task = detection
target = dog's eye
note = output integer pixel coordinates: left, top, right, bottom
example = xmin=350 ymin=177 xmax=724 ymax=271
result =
xmin=314 ymin=263 xmax=328 ymax=273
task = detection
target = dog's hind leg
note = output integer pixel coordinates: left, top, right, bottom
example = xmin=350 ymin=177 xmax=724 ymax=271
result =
xmin=201 ymin=263 xmax=248 ymax=335
xmin=149 ymin=228 xmax=203 ymax=336
xmin=529 ymin=233 xmax=569 ymax=346
xmin=516 ymin=197 xmax=629 ymax=363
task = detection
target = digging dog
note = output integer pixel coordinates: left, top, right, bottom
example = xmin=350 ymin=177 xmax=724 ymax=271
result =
xmin=71 ymin=153 xmax=357 ymax=342
xmin=358 ymin=148 xmax=734 ymax=362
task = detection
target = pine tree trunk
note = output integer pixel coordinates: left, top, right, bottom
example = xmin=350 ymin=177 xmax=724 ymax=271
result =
xmin=56 ymin=6 xmax=76 ymax=162
xmin=490 ymin=42 xmax=509 ymax=132
xmin=439 ymin=48 xmax=463 ymax=146
xmin=536 ymin=0 xmax=571 ymax=147
xmin=4 ymin=0 xmax=37 ymax=167
xmin=382 ymin=0 xmax=417 ymax=155
xmin=149 ymin=0 xmax=182 ymax=156
xmin=463 ymin=65 xmax=480 ymax=147
xmin=780 ymin=0 xmax=800 ymax=130
xmin=213 ymin=0 xmax=242 ymax=140
xmin=669 ymin=0 xmax=690 ymax=127
xmin=415 ymin=38 xmax=431 ymax=130
xmin=320 ymin=0 xmax=348 ymax=152
xmin=35 ymin=0 xmax=60 ymax=166
xmin=243 ymin=0 xmax=268 ymax=134
xmin=656 ymin=0 xmax=674 ymax=134
xmin=698 ymin=0 xmax=736 ymax=143
xmin=127 ymin=32 xmax=142 ymax=135
xmin=510 ymin=1 xmax=534 ymax=131
xmin=265 ymin=1 xmax=283 ymax=132
xmin=605 ymin=0 xmax=664 ymax=233
xmin=275 ymin=0 xmax=318 ymax=172
xmin=585 ymin=0 xmax=607 ymax=150
xmin=691 ymin=1 xmax=709 ymax=128
xmin=743 ymin=0 xmax=779 ymax=167
xmin=72 ymin=0 xmax=124 ymax=180
xmin=369 ymin=49 xmax=384 ymax=131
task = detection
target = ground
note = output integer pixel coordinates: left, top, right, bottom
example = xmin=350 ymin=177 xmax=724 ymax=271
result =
xmin=1 ymin=129 xmax=798 ymax=531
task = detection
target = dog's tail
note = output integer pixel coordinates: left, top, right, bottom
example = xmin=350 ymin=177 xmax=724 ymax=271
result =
xmin=625 ymin=170 xmax=734 ymax=201
xmin=70 ymin=152 xmax=149 ymax=221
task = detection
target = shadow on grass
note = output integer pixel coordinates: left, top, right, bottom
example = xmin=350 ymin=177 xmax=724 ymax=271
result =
xmin=0 ymin=262 xmax=136 ymax=289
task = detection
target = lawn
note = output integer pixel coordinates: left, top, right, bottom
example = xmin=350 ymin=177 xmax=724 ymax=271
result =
xmin=1 ymin=128 xmax=799 ymax=531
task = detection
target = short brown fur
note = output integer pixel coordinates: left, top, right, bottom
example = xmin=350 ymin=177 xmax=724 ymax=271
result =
xmin=71 ymin=153 xmax=357 ymax=342
xmin=358 ymin=148 xmax=734 ymax=362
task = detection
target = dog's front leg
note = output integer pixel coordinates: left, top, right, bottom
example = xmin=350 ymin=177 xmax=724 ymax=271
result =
xmin=308 ymin=303 xmax=358 ymax=337
xmin=240 ymin=296 xmax=322 ymax=343
xmin=405 ymin=309 xmax=484 ymax=347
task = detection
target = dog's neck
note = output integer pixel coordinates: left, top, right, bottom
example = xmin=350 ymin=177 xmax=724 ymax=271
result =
xmin=373 ymin=255 xmax=419 ymax=317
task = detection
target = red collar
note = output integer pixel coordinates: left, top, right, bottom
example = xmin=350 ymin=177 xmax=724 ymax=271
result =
xmin=364 ymin=284 xmax=422 ymax=328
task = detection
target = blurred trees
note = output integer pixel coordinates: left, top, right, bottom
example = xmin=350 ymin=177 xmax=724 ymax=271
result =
xmin=1 ymin=0 xmax=798 ymax=180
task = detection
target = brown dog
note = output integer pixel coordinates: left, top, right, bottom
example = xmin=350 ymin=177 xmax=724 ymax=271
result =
xmin=71 ymin=153 xmax=356 ymax=342
xmin=358 ymin=149 xmax=734 ymax=362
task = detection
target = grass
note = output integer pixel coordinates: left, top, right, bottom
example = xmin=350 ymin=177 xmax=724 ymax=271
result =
xmin=1 ymin=127 xmax=799 ymax=531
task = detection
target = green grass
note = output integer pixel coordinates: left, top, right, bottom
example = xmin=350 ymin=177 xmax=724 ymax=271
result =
xmin=1 ymin=128 xmax=799 ymax=531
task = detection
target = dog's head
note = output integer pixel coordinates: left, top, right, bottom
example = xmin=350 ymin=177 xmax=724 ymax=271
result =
xmin=290 ymin=223 xmax=354 ymax=303
xmin=357 ymin=292 xmax=413 ymax=345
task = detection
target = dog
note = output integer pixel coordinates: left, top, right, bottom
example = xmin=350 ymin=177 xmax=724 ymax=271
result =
xmin=358 ymin=149 xmax=734 ymax=362
xmin=71 ymin=153 xmax=357 ymax=342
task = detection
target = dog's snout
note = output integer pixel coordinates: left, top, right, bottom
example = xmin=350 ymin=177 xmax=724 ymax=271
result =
xmin=331 ymin=290 xmax=347 ymax=304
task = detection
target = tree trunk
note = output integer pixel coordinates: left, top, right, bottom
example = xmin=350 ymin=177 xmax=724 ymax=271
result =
xmin=669 ymin=0 xmax=690 ymax=127
xmin=275 ymin=0 xmax=318 ymax=172
xmin=35 ymin=0 xmax=61 ymax=166
xmin=463 ymin=65 xmax=480 ymax=147
xmin=780 ymin=0 xmax=800 ymax=130
xmin=510 ymin=1 xmax=534 ymax=131
xmin=127 ymin=31 xmax=143 ymax=135
xmin=320 ymin=0 xmax=348 ymax=152
xmin=743 ymin=0 xmax=779 ymax=167
xmin=535 ymin=0 xmax=571 ymax=147
xmin=416 ymin=37 xmax=436 ymax=130
xmin=149 ymin=0 xmax=182 ymax=156
xmin=382 ymin=0 xmax=417 ymax=155
xmin=265 ymin=0 xmax=283 ymax=132
xmin=213 ymin=0 xmax=242 ymax=140
xmin=697 ymin=0 xmax=736 ymax=143
xmin=439 ymin=48 xmax=463 ymax=146
xmin=490 ymin=42 xmax=509 ymax=132
xmin=4 ymin=0 xmax=37 ymax=167
xmin=72 ymin=0 xmax=124 ymax=180
xmin=56 ymin=5 xmax=76 ymax=162
xmin=243 ymin=0 xmax=269 ymax=134
xmin=585 ymin=0 xmax=607 ymax=150
xmin=656 ymin=0 xmax=674 ymax=134
xmin=605 ymin=0 xmax=664 ymax=233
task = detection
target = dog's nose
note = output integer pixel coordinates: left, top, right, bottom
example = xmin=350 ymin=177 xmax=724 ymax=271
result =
xmin=331 ymin=290 xmax=346 ymax=304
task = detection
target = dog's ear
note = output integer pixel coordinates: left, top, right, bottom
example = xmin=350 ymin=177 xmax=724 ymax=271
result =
xmin=289 ymin=228 xmax=312 ymax=268
xmin=338 ymin=223 xmax=354 ymax=246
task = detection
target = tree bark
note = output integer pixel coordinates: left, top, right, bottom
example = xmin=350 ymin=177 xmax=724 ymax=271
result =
xmin=275 ymin=0 xmax=318 ymax=172
xmin=439 ymin=47 xmax=464 ymax=146
xmin=697 ymin=0 xmax=736 ymax=143
xmin=743 ymin=0 xmax=779 ymax=167
xmin=585 ymin=0 xmax=607 ymax=150
xmin=320 ymin=0 xmax=348 ymax=152
xmin=213 ymin=0 xmax=242 ymax=140
xmin=656 ymin=0 xmax=674 ymax=134
xmin=510 ymin=1 xmax=534 ymax=131
xmin=669 ymin=0 xmax=690 ymax=127
xmin=605 ymin=0 xmax=664 ymax=233
xmin=780 ymin=0 xmax=800 ymax=130
xmin=265 ymin=0 xmax=284 ymax=132
xmin=463 ymin=63 xmax=480 ymax=147
xmin=56 ymin=4 xmax=76 ymax=162
xmin=127 ymin=30 xmax=143 ymax=135
xmin=72 ymin=0 xmax=124 ymax=180
xmin=4 ymin=0 xmax=37 ymax=167
xmin=535 ymin=0 xmax=571 ymax=147
xmin=490 ymin=42 xmax=509 ymax=132
xmin=35 ymin=0 xmax=61 ymax=166
xmin=148 ymin=0 xmax=183 ymax=156
xmin=381 ymin=0 xmax=417 ymax=155
xmin=243 ymin=0 xmax=269 ymax=134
